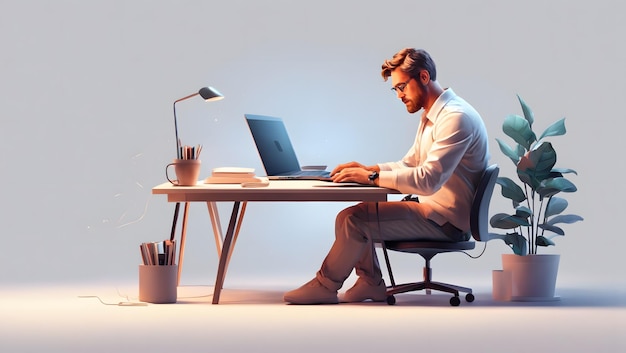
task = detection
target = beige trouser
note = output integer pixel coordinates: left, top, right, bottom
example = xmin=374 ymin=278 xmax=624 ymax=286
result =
xmin=315 ymin=201 xmax=466 ymax=292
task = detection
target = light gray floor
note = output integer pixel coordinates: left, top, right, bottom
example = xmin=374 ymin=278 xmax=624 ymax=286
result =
xmin=1 ymin=279 xmax=624 ymax=353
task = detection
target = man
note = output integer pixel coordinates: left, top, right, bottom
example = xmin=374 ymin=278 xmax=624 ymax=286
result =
xmin=284 ymin=48 xmax=489 ymax=304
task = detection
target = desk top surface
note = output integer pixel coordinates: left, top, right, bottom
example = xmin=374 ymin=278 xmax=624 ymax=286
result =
xmin=152 ymin=180 xmax=399 ymax=202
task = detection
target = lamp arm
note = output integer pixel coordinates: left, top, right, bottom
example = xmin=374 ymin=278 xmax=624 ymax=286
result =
xmin=174 ymin=92 xmax=200 ymax=104
xmin=173 ymin=92 xmax=200 ymax=159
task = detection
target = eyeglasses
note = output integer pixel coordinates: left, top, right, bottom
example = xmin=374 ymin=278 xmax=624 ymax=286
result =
xmin=391 ymin=77 xmax=414 ymax=93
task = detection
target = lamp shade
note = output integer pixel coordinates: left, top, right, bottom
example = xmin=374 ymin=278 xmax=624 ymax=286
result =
xmin=198 ymin=86 xmax=224 ymax=101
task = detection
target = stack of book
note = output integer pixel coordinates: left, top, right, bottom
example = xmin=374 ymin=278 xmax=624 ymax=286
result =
xmin=204 ymin=167 xmax=266 ymax=184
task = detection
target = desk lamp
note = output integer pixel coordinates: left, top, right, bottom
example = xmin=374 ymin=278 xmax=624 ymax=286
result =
xmin=170 ymin=86 xmax=224 ymax=241
xmin=173 ymin=86 xmax=224 ymax=158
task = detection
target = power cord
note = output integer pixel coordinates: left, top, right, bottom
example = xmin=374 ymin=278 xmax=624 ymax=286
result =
xmin=461 ymin=241 xmax=488 ymax=259
xmin=78 ymin=295 xmax=147 ymax=306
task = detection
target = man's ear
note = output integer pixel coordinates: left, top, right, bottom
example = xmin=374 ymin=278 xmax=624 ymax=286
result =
xmin=419 ymin=70 xmax=430 ymax=85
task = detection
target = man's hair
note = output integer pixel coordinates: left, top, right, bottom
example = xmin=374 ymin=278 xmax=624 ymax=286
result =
xmin=381 ymin=48 xmax=437 ymax=82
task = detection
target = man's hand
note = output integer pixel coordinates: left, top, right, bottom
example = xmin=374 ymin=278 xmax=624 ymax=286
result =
xmin=331 ymin=161 xmax=368 ymax=176
xmin=331 ymin=162 xmax=380 ymax=184
xmin=331 ymin=167 xmax=371 ymax=184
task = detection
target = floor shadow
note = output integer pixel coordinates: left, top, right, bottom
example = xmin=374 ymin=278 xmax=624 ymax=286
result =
xmin=375 ymin=287 xmax=626 ymax=308
xmin=174 ymin=285 xmax=287 ymax=305
xmin=173 ymin=285 xmax=626 ymax=307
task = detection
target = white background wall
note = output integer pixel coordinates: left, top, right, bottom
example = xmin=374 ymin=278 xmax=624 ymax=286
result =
xmin=1 ymin=0 xmax=622 ymax=289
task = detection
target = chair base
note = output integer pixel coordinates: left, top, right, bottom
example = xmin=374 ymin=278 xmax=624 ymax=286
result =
xmin=385 ymin=267 xmax=475 ymax=306
xmin=387 ymin=280 xmax=472 ymax=297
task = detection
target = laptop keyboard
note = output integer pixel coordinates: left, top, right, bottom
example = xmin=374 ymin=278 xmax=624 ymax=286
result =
xmin=293 ymin=170 xmax=330 ymax=176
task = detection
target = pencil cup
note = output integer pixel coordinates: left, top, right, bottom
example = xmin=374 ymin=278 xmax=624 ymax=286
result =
xmin=166 ymin=159 xmax=201 ymax=186
xmin=138 ymin=265 xmax=178 ymax=304
xmin=492 ymin=269 xmax=512 ymax=301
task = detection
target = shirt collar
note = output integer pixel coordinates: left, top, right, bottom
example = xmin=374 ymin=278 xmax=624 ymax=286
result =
xmin=424 ymin=88 xmax=456 ymax=123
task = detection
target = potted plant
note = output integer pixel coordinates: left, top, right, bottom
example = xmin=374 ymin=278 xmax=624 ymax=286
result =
xmin=490 ymin=95 xmax=583 ymax=300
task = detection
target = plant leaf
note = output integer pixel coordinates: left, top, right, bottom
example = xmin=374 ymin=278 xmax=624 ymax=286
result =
xmin=490 ymin=213 xmax=519 ymax=229
xmin=517 ymin=95 xmax=535 ymax=128
xmin=538 ymin=117 xmax=567 ymax=142
xmin=496 ymin=138 xmax=521 ymax=164
xmin=490 ymin=233 xmax=528 ymax=255
xmin=515 ymin=144 xmax=526 ymax=159
xmin=539 ymin=223 xmax=565 ymax=235
xmin=517 ymin=142 xmax=556 ymax=189
xmin=546 ymin=214 xmax=584 ymax=226
xmin=536 ymin=236 xmax=555 ymax=247
xmin=503 ymin=114 xmax=535 ymax=151
xmin=529 ymin=142 xmax=557 ymax=172
xmin=545 ymin=197 xmax=568 ymax=217
xmin=552 ymin=167 xmax=577 ymax=175
xmin=515 ymin=206 xmax=532 ymax=218
xmin=496 ymin=177 xmax=526 ymax=203
xmin=537 ymin=177 xmax=578 ymax=199
xmin=490 ymin=213 xmax=530 ymax=228
xmin=506 ymin=232 xmax=528 ymax=255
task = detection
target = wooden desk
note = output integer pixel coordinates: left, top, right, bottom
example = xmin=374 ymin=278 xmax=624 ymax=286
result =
xmin=152 ymin=180 xmax=398 ymax=304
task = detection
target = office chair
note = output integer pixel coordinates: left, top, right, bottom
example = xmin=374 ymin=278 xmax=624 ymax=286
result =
xmin=381 ymin=164 xmax=499 ymax=306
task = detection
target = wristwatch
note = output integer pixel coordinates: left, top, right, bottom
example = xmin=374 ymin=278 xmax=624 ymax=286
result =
xmin=368 ymin=171 xmax=379 ymax=185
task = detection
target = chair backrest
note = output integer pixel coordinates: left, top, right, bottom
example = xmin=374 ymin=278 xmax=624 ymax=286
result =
xmin=469 ymin=164 xmax=499 ymax=242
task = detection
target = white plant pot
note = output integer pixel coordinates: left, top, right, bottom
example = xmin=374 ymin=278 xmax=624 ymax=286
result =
xmin=501 ymin=254 xmax=560 ymax=301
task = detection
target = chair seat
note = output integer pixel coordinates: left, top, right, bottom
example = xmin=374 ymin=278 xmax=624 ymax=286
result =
xmin=384 ymin=240 xmax=475 ymax=253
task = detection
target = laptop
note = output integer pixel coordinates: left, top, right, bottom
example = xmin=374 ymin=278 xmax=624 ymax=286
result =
xmin=244 ymin=114 xmax=331 ymax=180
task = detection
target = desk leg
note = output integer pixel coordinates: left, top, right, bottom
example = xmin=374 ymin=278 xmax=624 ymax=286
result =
xmin=170 ymin=202 xmax=181 ymax=242
xmin=212 ymin=201 xmax=243 ymax=304
xmin=208 ymin=202 xmax=247 ymax=265
xmin=227 ymin=202 xmax=247 ymax=271
xmin=222 ymin=202 xmax=246 ymax=284
xmin=176 ymin=202 xmax=191 ymax=286
xmin=207 ymin=202 xmax=224 ymax=256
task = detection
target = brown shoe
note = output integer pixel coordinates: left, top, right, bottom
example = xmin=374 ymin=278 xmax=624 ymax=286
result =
xmin=283 ymin=278 xmax=339 ymax=305
xmin=339 ymin=278 xmax=387 ymax=303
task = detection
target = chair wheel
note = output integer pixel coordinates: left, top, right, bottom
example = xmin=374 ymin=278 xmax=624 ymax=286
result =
xmin=386 ymin=295 xmax=396 ymax=305
xmin=450 ymin=296 xmax=461 ymax=306
xmin=465 ymin=293 xmax=475 ymax=302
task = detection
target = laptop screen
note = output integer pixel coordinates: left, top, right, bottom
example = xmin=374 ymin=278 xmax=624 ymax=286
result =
xmin=245 ymin=114 xmax=302 ymax=175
